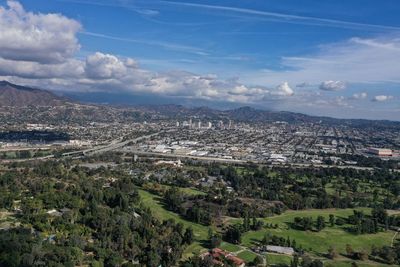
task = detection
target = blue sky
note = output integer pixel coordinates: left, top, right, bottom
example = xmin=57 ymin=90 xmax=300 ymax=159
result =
xmin=0 ymin=0 xmax=399 ymax=120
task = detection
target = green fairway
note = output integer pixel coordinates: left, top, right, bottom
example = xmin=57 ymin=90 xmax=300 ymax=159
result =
xmin=266 ymin=254 xmax=293 ymax=266
xmin=237 ymin=250 xmax=257 ymax=262
xmin=138 ymin=189 xmax=209 ymax=257
xmin=219 ymin=242 xmax=241 ymax=252
xmin=138 ymin=189 xmax=209 ymax=238
xmin=242 ymin=208 xmax=395 ymax=255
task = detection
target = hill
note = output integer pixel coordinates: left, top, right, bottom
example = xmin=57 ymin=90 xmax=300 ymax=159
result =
xmin=0 ymin=81 xmax=67 ymax=107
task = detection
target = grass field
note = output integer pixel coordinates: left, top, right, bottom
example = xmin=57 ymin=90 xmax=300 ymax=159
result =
xmin=267 ymin=254 xmax=293 ymax=266
xmin=237 ymin=250 xmax=258 ymax=262
xmin=137 ymin=189 xmax=210 ymax=258
xmin=219 ymin=242 xmax=241 ymax=252
xmin=241 ymin=208 xmax=396 ymax=262
xmin=138 ymin=189 xmax=397 ymax=265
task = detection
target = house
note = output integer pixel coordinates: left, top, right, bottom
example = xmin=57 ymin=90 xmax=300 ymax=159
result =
xmin=201 ymin=248 xmax=245 ymax=267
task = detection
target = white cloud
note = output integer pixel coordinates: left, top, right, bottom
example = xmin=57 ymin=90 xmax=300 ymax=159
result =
xmin=352 ymin=92 xmax=368 ymax=100
xmin=0 ymin=0 xmax=81 ymax=64
xmin=85 ymin=52 xmax=138 ymax=79
xmin=244 ymin=37 xmax=400 ymax=86
xmin=161 ymin=1 xmax=400 ymax=31
xmin=319 ymin=80 xmax=346 ymax=91
xmin=272 ymin=82 xmax=294 ymax=96
xmin=0 ymin=57 xmax=84 ymax=79
xmin=372 ymin=95 xmax=393 ymax=102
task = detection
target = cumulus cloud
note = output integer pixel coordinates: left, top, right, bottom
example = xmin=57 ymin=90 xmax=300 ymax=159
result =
xmin=372 ymin=95 xmax=393 ymax=102
xmin=0 ymin=0 xmax=81 ymax=64
xmin=319 ymin=80 xmax=346 ymax=91
xmin=0 ymin=1 xmax=288 ymax=105
xmin=273 ymin=82 xmax=294 ymax=96
xmin=85 ymin=52 xmax=138 ymax=79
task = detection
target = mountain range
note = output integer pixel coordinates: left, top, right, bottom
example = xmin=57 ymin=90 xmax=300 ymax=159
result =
xmin=0 ymin=81 xmax=399 ymax=128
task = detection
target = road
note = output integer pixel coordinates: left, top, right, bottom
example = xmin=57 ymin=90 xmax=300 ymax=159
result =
xmin=118 ymin=148 xmax=400 ymax=172
xmin=119 ymin=148 xmax=247 ymax=164
xmin=62 ymin=132 xmax=161 ymax=157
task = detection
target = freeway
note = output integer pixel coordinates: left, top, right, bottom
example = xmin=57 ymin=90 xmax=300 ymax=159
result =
xmin=1 ymin=132 xmax=162 ymax=162
xmin=120 ymin=148 xmax=247 ymax=164
xmin=118 ymin=148 xmax=400 ymax=172
xmin=62 ymin=132 xmax=162 ymax=157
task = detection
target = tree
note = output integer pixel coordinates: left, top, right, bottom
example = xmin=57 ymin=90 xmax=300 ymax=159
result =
xmin=243 ymin=210 xmax=250 ymax=232
xmin=261 ymin=233 xmax=270 ymax=245
xmin=252 ymin=255 xmax=263 ymax=266
xmin=286 ymin=236 xmax=291 ymax=247
xmin=329 ymin=214 xmax=335 ymax=227
xmin=372 ymin=206 xmax=388 ymax=224
xmin=210 ymin=233 xmax=222 ymax=249
xmin=223 ymin=225 xmax=242 ymax=244
xmin=316 ymin=216 xmax=326 ymax=232
xmin=183 ymin=227 xmax=194 ymax=245
xmin=290 ymin=254 xmax=299 ymax=267
xmin=164 ymin=187 xmax=184 ymax=212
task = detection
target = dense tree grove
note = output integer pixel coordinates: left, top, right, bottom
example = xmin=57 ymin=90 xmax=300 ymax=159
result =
xmin=206 ymin=165 xmax=400 ymax=210
xmin=2 ymin=156 xmax=400 ymax=267
xmin=0 ymin=161 xmax=192 ymax=266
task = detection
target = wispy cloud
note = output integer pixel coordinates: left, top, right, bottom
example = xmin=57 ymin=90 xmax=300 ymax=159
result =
xmin=243 ymin=36 xmax=400 ymax=86
xmin=80 ymin=31 xmax=208 ymax=55
xmin=161 ymin=1 xmax=400 ymax=31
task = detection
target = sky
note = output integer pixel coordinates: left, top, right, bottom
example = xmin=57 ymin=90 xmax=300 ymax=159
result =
xmin=0 ymin=0 xmax=399 ymax=120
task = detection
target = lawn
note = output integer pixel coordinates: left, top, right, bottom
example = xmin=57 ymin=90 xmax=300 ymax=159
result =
xmin=266 ymin=254 xmax=292 ymax=266
xmin=236 ymin=250 xmax=257 ymax=262
xmin=241 ymin=208 xmax=396 ymax=255
xmin=138 ymin=189 xmax=210 ymax=258
xmin=219 ymin=242 xmax=241 ymax=253
xmin=138 ymin=189 xmax=209 ymax=238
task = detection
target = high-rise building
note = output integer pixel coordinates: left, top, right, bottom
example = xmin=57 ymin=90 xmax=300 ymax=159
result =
xmin=207 ymin=122 xmax=212 ymax=129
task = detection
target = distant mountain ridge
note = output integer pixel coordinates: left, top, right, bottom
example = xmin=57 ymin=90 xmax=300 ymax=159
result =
xmin=0 ymin=81 xmax=399 ymax=128
xmin=0 ymin=81 xmax=67 ymax=107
